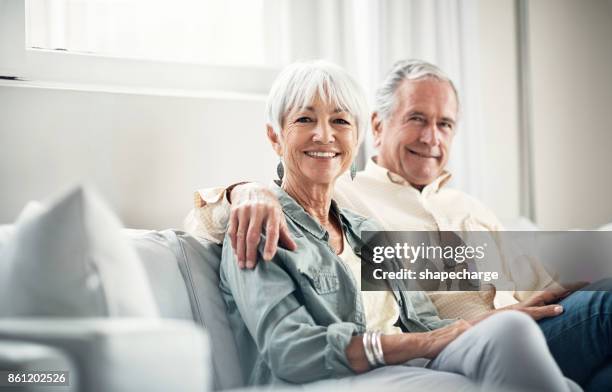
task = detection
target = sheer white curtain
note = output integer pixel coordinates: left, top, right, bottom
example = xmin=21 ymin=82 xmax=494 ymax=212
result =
xmin=318 ymin=0 xmax=486 ymax=199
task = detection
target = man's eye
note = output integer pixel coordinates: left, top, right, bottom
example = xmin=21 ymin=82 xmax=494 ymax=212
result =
xmin=295 ymin=117 xmax=313 ymax=123
xmin=410 ymin=116 xmax=425 ymax=123
xmin=333 ymin=118 xmax=350 ymax=125
xmin=440 ymin=122 xmax=453 ymax=131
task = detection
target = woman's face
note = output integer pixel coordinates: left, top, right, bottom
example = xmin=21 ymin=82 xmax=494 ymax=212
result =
xmin=272 ymin=96 xmax=358 ymax=187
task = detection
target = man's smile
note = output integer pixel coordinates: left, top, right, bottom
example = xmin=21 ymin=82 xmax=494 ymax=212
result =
xmin=406 ymin=147 xmax=439 ymax=159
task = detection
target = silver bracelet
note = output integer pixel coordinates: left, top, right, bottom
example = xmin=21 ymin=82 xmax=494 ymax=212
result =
xmin=362 ymin=331 xmax=377 ymax=368
xmin=372 ymin=330 xmax=386 ymax=366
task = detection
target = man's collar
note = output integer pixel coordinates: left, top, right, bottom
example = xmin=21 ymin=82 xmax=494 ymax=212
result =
xmin=364 ymin=157 xmax=452 ymax=194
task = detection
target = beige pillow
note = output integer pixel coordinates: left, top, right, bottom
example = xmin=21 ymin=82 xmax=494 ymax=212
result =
xmin=428 ymin=287 xmax=496 ymax=320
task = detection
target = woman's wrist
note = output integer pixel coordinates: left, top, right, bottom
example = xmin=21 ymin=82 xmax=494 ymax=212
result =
xmin=362 ymin=330 xmax=386 ymax=368
xmin=395 ymin=332 xmax=431 ymax=360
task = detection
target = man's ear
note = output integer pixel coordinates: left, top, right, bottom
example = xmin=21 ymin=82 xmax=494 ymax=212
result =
xmin=266 ymin=125 xmax=283 ymax=156
xmin=371 ymin=112 xmax=383 ymax=148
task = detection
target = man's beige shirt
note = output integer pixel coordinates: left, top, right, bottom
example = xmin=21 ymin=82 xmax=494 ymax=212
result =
xmin=185 ymin=159 xmax=553 ymax=316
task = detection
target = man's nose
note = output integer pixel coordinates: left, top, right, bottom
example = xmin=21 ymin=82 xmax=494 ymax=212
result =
xmin=313 ymin=122 xmax=334 ymax=144
xmin=419 ymin=123 xmax=440 ymax=146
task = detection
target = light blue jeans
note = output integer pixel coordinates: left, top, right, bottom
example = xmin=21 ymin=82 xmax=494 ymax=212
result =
xmin=538 ymin=279 xmax=612 ymax=392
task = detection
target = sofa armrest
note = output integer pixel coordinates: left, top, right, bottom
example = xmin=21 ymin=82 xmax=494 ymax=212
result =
xmin=0 ymin=318 xmax=210 ymax=392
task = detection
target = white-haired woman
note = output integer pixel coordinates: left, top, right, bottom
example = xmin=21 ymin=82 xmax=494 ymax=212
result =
xmin=218 ymin=60 xmax=580 ymax=391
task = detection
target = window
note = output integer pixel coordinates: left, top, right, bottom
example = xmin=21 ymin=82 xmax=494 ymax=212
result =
xmin=26 ymin=0 xmax=280 ymax=67
xmin=0 ymin=0 xmax=292 ymax=94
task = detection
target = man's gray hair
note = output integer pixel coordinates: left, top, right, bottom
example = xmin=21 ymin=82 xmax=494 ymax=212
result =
xmin=374 ymin=59 xmax=459 ymax=120
xmin=266 ymin=60 xmax=369 ymax=145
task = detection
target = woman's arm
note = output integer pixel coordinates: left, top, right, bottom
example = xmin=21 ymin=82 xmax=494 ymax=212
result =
xmin=220 ymin=237 xmax=357 ymax=383
xmin=221 ymin=235 xmax=472 ymax=382
xmin=345 ymin=320 xmax=472 ymax=373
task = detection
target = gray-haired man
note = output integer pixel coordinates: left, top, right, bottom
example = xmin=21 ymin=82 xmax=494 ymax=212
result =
xmin=186 ymin=60 xmax=612 ymax=391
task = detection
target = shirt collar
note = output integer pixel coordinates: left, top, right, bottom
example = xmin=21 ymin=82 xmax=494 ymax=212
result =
xmin=271 ymin=184 xmax=345 ymax=240
xmin=364 ymin=157 xmax=452 ymax=194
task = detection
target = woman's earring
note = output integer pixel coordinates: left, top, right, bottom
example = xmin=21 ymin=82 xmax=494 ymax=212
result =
xmin=277 ymin=158 xmax=284 ymax=181
xmin=350 ymin=161 xmax=357 ymax=180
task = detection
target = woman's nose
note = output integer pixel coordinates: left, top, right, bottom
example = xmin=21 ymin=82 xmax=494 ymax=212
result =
xmin=312 ymin=122 xmax=335 ymax=144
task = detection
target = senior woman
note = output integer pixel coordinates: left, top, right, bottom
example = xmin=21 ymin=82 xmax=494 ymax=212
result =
xmin=218 ymin=60 xmax=579 ymax=391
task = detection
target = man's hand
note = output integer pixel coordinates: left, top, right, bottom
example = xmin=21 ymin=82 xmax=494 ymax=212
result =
xmin=227 ymin=183 xmax=297 ymax=269
xmin=419 ymin=319 xmax=472 ymax=359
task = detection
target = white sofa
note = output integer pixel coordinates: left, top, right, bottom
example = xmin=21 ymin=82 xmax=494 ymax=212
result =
xmin=2 ymin=186 xmax=525 ymax=392
xmin=1 ymin=188 xmax=461 ymax=392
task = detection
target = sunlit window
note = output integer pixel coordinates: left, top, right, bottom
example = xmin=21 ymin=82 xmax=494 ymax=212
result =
xmin=26 ymin=0 xmax=277 ymax=67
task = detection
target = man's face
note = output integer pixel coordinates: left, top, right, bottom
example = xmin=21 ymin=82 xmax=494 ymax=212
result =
xmin=372 ymin=78 xmax=458 ymax=189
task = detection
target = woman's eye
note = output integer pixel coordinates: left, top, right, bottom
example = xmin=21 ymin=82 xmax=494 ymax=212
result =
xmin=295 ymin=117 xmax=313 ymax=123
xmin=333 ymin=118 xmax=350 ymax=125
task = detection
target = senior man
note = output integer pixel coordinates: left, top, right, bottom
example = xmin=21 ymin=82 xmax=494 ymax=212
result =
xmin=185 ymin=59 xmax=611 ymax=391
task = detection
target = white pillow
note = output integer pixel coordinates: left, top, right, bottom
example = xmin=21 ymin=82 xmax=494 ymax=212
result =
xmin=0 ymin=186 xmax=159 ymax=318
xmin=0 ymin=225 xmax=15 ymax=254
xmin=0 ymin=202 xmax=42 ymax=254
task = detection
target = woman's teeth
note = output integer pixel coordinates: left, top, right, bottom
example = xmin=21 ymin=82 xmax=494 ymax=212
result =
xmin=305 ymin=151 xmax=338 ymax=158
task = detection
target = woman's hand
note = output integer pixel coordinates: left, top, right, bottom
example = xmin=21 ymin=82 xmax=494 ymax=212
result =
xmin=468 ymin=281 xmax=588 ymax=323
xmin=468 ymin=301 xmax=564 ymax=325
xmin=418 ymin=319 xmax=472 ymax=359
xmin=228 ymin=183 xmax=297 ymax=269
xmin=502 ymin=281 xmax=587 ymax=321
xmin=346 ymin=320 xmax=471 ymax=372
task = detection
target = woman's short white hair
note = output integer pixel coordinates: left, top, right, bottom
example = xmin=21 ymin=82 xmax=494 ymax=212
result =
xmin=266 ymin=60 xmax=369 ymax=145
xmin=374 ymin=59 xmax=459 ymax=120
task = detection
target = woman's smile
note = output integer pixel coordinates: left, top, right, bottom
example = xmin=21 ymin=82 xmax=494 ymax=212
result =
xmin=304 ymin=150 xmax=342 ymax=159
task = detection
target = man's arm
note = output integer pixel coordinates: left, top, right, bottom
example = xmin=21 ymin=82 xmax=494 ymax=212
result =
xmin=184 ymin=187 xmax=231 ymax=244
xmin=184 ymin=183 xmax=297 ymax=269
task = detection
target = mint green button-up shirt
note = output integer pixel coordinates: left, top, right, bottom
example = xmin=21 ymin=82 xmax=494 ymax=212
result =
xmin=219 ymin=186 xmax=455 ymax=386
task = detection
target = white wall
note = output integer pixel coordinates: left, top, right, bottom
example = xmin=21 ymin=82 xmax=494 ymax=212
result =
xmin=477 ymin=0 xmax=612 ymax=229
xmin=1 ymin=0 xmax=610 ymax=230
xmin=528 ymin=0 xmax=612 ymax=229
xmin=0 ymin=84 xmax=276 ymax=229
xmin=478 ymin=0 xmax=521 ymax=222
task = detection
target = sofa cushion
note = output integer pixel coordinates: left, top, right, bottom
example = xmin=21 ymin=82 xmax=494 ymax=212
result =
xmin=428 ymin=289 xmax=495 ymax=320
xmin=163 ymin=231 xmax=244 ymax=391
xmin=125 ymin=230 xmax=194 ymax=321
xmin=0 ymin=186 xmax=159 ymax=318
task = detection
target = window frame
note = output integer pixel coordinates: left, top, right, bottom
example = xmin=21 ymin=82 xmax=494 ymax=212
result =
xmin=0 ymin=0 xmax=293 ymax=95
